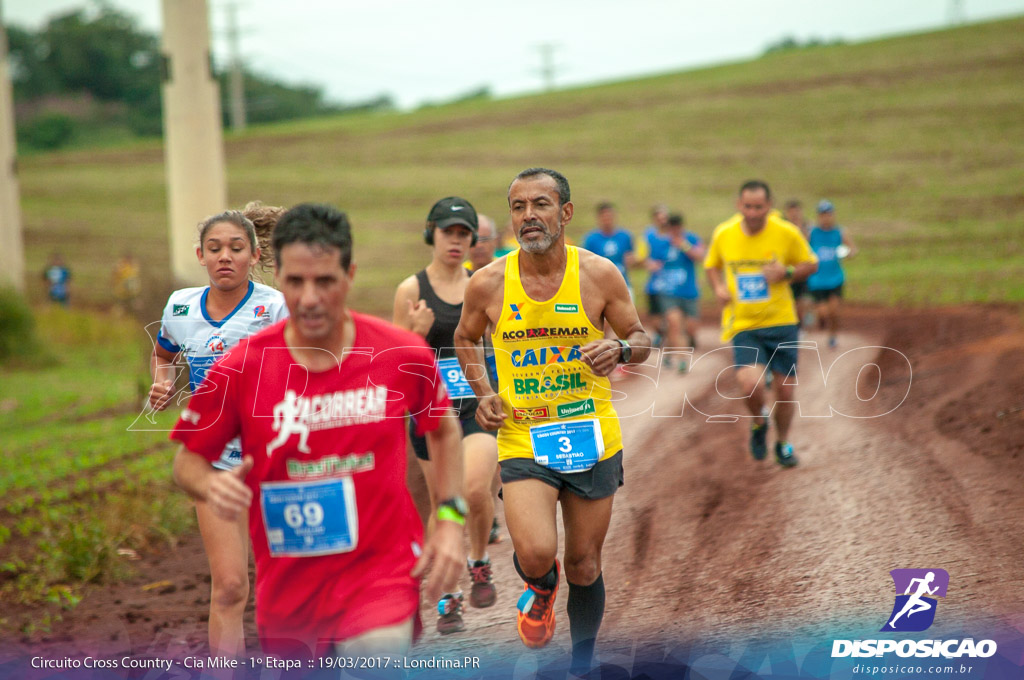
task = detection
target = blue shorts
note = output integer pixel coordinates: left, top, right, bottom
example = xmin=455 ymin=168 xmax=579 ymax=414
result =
xmin=732 ymin=324 xmax=800 ymax=375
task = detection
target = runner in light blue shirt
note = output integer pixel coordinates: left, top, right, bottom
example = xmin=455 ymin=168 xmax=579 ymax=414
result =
xmin=807 ymin=200 xmax=857 ymax=348
xmin=648 ymin=213 xmax=706 ymax=370
xmin=582 ymin=201 xmax=636 ymax=292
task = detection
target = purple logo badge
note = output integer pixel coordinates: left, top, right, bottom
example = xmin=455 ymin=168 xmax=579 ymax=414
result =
xmin=881 ymin=568 xmax=949 ymax=632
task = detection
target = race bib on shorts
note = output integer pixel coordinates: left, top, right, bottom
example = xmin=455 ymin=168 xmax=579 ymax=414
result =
xmin=186 ymin=355 xmax=219 ymax=389
xmin=437 ymin=356 xmax=474 ymax=399
xmin=529 ymin=419 xmax=604 ymax=474
xmin=213 ymin=436 xmax=243 ymax=470
xmin=260 ymin=477 xmax=358 ymax=557
xmin=736 ymin=273 xmax=769 ymax=302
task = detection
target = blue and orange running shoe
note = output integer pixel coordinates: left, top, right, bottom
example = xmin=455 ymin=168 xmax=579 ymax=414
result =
xmin=516 ymin=560 xmax=560 ymax=648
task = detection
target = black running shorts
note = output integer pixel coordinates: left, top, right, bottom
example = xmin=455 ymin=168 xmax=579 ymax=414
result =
xmin=499 ymin=451 xmax=623 ymax=500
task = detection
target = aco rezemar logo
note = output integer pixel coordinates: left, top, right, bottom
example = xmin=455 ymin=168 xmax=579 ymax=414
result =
xmin=881 ymin=568 xmax=949 ymax=632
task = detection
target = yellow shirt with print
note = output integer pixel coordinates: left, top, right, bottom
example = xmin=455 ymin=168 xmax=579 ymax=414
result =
xmin=704 ymin=213 xmax=816 ymax=341
xmin=491 ymin=246 xmax=623 ymax=463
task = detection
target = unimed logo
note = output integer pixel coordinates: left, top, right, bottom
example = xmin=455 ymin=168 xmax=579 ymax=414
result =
xmin=831 ymin=568 xmax=997 ymax=660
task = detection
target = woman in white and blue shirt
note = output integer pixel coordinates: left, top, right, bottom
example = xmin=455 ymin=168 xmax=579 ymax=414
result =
xmin=149 ymin=206 xmax=288 ymax=656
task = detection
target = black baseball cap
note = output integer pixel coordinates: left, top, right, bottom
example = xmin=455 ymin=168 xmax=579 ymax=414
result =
xmin=427 ymin=196 xmax=478 ymax=232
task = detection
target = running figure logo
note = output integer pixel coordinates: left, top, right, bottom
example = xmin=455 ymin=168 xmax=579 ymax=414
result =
xmin=881 ymin=568 xmax=949 ymax=632
xmin=267 ymin=390 xmax=311 ymax=457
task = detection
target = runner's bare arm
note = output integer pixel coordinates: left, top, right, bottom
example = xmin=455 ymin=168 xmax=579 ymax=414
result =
xmin=149 ymin=344 xmax=178 ymax=410
xmin=684 ymin=240 xmax=707 ymax=262
xmin=172 ymin=447 xmax=253 ymax=521
xmin=392 ymin=275 xmax=434 ymax=336
xmin=789 ymin=260 xmax=818 ymax=283
xmin=842 ymin=231 xmax=859 ymax=258
xmin=414 ymin=413 xmax=466 ymax=601
xmin=579 ymin=253 xmax=651 ymax=377
xmin=706 ymin=267 xmax=731 ymax=304
xmin=454 ymin=268 xmax=507 ymax=430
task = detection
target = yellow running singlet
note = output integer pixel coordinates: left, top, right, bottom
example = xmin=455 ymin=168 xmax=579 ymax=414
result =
xmin=491 ymin=246 xmax=623 ymax=465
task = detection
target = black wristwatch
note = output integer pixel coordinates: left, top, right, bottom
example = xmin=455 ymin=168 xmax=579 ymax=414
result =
xmin=616 ymin=339 xmax=632 ymax=364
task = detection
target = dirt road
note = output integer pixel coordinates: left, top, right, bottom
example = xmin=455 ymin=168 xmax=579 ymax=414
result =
xmin=3 ymin=305 xmax=1022 ymax=678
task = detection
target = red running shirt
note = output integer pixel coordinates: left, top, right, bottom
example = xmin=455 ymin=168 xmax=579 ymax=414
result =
xmin=171 ymin=313 xmax=451 ymax=656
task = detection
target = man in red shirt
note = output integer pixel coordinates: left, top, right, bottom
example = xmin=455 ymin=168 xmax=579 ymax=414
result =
xmin=171 ymin=203 xmax=465 ymax=659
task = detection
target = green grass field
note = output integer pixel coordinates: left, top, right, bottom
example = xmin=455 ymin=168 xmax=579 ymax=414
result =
xmin=0 ymin=309 xmax=191 ymax=631
xmin=3 ymin=16 xmax=1023 ymax=630
xmin=19 ymin=16 xmax=1024 ymax=314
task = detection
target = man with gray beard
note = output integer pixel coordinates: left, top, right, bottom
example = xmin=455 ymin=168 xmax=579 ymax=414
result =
xmin=454 ymin=168 xmax=650 ymax=675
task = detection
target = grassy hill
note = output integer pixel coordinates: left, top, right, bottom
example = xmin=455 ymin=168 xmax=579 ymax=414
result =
xmin=19 ymin=15 xmax=1024 ymax=314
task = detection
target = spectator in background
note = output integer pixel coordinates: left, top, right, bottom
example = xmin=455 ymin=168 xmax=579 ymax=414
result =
xmin=112 ymin=251 xmax=142 ymax=316
xmin=582 ymin=202 xmax=636 ymax=295
xmin=43 ymin=252 xmax=71 ymax=307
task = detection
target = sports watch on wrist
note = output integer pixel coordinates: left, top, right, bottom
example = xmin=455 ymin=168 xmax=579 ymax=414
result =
xmin=616 ymin=339 xmax=632 ymax=364
xmin=437 ymin=497 xmax=468 ymax=526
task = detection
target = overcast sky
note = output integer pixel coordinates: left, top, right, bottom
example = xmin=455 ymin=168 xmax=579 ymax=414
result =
xmin=7 ymin=0 xmax=1024 ymax=109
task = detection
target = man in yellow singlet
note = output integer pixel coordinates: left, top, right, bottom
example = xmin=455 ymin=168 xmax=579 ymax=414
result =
xmin=705 ymin=180 xmax=818 ymax=468
xmin=454 ymin=167 xmax=651 ymax=675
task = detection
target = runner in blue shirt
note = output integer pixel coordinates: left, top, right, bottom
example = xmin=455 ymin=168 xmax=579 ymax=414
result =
xmin=649 ymin=213 xmax=705 ymax=371
xmin=642 ymin=204 xmax=670 ymax=347
xmin=582 ymin=202 xmax=636 ymax=293
xmin=807 ymin=200 xmax=857 ymax=349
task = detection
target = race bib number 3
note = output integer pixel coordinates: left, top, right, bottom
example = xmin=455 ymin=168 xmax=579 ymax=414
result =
xmin=260 ymin=477 xmax=358 ymax=557
xmin=736 ymin=273 xmax=769 ymax=302
xmin=529 ymin=419 xmax=604 ymax=474
xmin=437 ymin=357 xmax=474 ymax=399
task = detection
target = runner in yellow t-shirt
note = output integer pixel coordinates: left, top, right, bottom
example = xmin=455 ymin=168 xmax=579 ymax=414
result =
xmin=455 ymin=167 xmax=650 ymax=676
xmin=704 ymin=180 xmax=817 ymax=467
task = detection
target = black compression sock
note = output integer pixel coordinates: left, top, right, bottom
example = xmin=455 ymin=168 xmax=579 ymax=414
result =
xmin=568 ymin=573 xmax=605 ymax=675
xmin=512 ymin=552 xmax=558 ymax=590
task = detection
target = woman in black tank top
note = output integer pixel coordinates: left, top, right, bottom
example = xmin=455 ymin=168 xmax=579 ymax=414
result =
xmin=392 ymin=197 xmax=501 ymax=635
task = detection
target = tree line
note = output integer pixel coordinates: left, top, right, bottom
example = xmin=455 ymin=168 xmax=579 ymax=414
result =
xmin=7 ymin=3 xmax=394 ymax=151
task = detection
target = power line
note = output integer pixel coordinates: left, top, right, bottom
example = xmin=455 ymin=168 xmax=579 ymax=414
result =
xmin=948 ymin=0 xmax=966 ymax=25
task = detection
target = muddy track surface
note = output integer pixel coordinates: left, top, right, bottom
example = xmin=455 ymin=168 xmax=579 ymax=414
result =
xmin=3 ymin=305 xmax=1023 ymax=675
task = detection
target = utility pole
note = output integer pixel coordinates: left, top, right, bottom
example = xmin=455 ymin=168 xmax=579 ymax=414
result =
xmin=0 ymin=0 xmax=24 ymax=292
xmin=160 ymin=0 xmax=228 ymax=287
xmin=225 ymin=1 xmax=246 ymax=131
xmin=949 ymin=0 xmax=966 ymax=25
xmin=535 ymin=43 xmax=563 ymax=92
